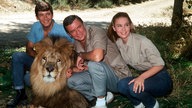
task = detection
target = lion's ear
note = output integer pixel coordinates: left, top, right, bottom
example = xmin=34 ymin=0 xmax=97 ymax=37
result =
xmin=34 ymin=42 xmax=41 ymax=53
xmin=55 ymin=38 xmax=74 ymax=55
xmin=34 ymin=37 xmax=53 ymax=53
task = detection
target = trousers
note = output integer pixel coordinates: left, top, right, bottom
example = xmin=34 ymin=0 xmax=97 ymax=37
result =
xmin=11 ymin=52 xmax=33 ymax=90
xmin=67 ymin=61 xmax=119 ymax=101
xmin=117 ymin=68 xmax=173 ymax=108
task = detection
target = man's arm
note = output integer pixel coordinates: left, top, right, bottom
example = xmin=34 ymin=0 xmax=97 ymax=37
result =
xmin=79 ymin=48 xmax=104 ymax=62
xmin=26 ymin=41 xmax=36 ymax=57
xmin=75 ymin=48 xmax=104 ymax=70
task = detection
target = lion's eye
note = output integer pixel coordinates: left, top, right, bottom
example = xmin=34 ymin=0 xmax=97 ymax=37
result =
xmin=42 ymin=57 xmax=47 ymax=61
xmin=57 ymin=59 xmax=61 ymax=62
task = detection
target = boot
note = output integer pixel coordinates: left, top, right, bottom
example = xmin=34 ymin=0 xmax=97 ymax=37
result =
xmin=6 ymin=89 xmax=28 ymax=108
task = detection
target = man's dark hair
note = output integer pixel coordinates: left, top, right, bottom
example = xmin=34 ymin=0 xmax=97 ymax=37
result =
xmin=63 ymin=15 xmax=83 ymax=33
xmin=35 ymin=1 xmax=53 ymax=16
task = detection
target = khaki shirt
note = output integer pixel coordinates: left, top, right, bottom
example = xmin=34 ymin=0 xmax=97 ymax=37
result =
xmin=74 ymin=25 xmax=132 ymax=79
xmin=116 ymin=33 xmax=165 ymax=71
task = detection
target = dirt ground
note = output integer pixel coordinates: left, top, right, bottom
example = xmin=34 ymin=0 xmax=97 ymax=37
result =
xmin=0 ymin=0 xmax=173 ymax=49
xmin=0 ymin=0 xmax=174 ymax=107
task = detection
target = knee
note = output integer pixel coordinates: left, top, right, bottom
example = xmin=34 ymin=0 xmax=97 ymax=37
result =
xmin=87 ymin=61 xmax=104 ymax=73
xmin=87 ymin=61 xmax=101 ymax=69
xmin=67 ymin=76 xmax=85 ymax=89
xmin=117 ymin=78 xmax=129 ymax=93
xmin=12 ymin=52 xmax=25 ymax=62
xmin=118 ymin=78 xmax=135 ymax=96
xmin=128 ymin=85 xmax=137 ymax=96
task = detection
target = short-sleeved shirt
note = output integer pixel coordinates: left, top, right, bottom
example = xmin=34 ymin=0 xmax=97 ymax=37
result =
xmin=74 ymin=25 xmax=132 ymax=79
xmin=26 ymin=20 xmax=74 ymax=43
xmin=116 ymin=33 xmax=165 ymax=71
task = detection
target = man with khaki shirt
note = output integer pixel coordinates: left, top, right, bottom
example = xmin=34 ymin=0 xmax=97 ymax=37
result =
xmin=63 ymin=15 xmax=132 ymax=108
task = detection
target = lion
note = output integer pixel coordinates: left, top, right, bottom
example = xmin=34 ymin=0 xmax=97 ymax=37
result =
xmin=30 ymin=36 xmax=88 ymax=108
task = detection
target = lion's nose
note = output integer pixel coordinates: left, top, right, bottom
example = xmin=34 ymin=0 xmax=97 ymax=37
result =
xmin=46 ymin=66 xmax=54 ymax=72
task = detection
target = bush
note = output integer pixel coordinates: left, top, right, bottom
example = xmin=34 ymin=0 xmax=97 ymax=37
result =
xmin=97 ymin=0 xmax=113 ymax=8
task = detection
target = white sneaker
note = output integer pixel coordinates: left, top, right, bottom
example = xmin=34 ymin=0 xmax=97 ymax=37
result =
xmin=153 ymin=100 xmax=159 ymax=108
xmin=92 ymin=97 xmax=107 ymax=108
xmin=106 ymin=92 xmax=114 ymax=104
xmin=92 ymin=106 xmax=107 ymax=108
xmin=134 ymin=102 xmax=145 ymax=108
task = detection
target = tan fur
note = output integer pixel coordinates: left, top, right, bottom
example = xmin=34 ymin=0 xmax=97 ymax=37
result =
xmin=30 ymin=37 xmax=88 ymax=108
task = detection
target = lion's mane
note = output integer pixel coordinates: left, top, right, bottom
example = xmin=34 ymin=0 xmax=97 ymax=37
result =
xmin=30 ymin=36 xmax=88 ymax=108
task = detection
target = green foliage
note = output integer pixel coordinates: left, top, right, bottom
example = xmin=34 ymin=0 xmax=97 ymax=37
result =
xmin=97 ymin=0 xmax=113 ymax=8
xmin=108 ymin=95 xmax=132 ymax=108
xmin=0 ymin=49 xmax=13 ymax=64
xmin=168 ymin=26 xmax=192 ymax=60
xmin=0 ymin=47 xmax=25 ymax=64
xmin=36 ymin=0 xmax=122 ymax=9
xmin=0 ymin=67 xmax=12 ymax=91
xmin=46 ymin=0 xmax=69 ymax=10
xmin=0 ymin=48 xmax=24 ymax=92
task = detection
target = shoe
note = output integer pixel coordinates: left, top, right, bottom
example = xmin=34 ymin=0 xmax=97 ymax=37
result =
xmin=153 ymin=100 xmax=159 ymax=108
xmin=106 ymin=92 xmax=114 ymax=104
xmin=6 ymin=89 xmax=28 ymax=108
xmin=92 ymin=97 xmax=107 ymax=108
xmin=91 ymin=92 xmax=114 ymax=108
xmin=92 ymin=106 xmax=107 ymax=108
xmin=134 ymin=102 xmax=145 ymax=108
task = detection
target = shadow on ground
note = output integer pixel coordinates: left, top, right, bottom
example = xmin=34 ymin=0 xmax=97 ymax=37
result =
xmin=0 ymin=21 xmax=110 ymax=49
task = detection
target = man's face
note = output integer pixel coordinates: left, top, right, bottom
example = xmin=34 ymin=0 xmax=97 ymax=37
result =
xmin=65 ymin=19 xmax=86 ymax=42
xmin=36 ymin=10 xmax=53 ymax=28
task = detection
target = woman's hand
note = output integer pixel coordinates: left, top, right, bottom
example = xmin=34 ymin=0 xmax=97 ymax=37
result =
xmin=128 ymin=76 xmax=145 ymax=93
xmin=128 ymin=66 xmax=164 ymax=93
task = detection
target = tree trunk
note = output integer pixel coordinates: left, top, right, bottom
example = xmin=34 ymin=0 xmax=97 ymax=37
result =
xmin=171 ymin=0 xmax=184 ymax=30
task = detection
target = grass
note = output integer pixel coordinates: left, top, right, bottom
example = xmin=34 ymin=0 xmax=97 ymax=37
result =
xmin=0 ymin=25 xmax=192 ymax=108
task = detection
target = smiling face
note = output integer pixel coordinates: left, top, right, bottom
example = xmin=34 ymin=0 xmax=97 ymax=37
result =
xmin=65 ymin=19 xmax=87 ymax=42
xmin=112 ymin=17 xmax=131 ymax=42
xmin=36 ymin=10 xmax=53 ymax=29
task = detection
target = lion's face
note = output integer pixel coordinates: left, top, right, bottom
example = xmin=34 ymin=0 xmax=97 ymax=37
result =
xmin=30 ymin=37 xmax=77 ymax=97
xmin=39 ymin=48 xmax=64 ymax=83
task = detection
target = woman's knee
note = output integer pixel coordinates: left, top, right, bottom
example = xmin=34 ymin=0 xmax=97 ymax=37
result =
xmin=118 ymin=78 xmax=130 ymax=91
xmin=118 ymin=78 xmax=134 ymax=94
xmin=118 ymin=79 xmax=126 ymax=90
